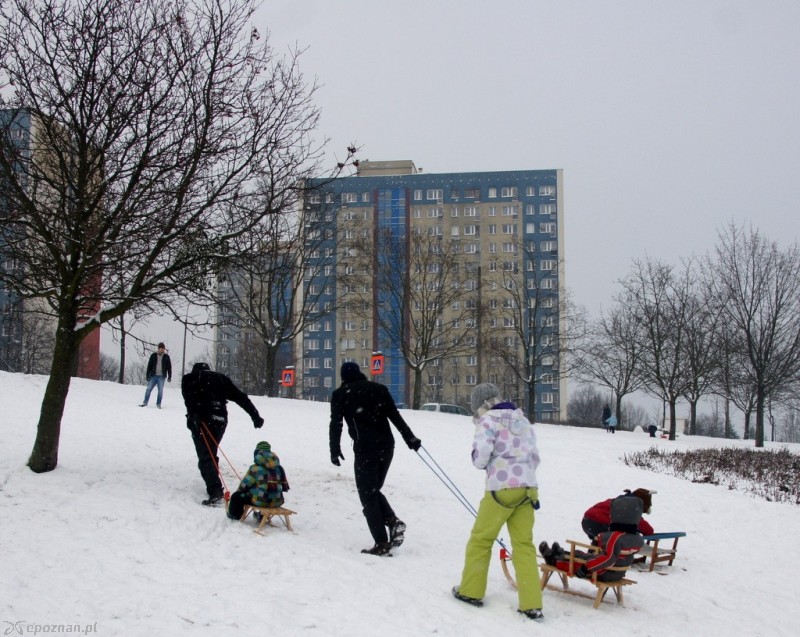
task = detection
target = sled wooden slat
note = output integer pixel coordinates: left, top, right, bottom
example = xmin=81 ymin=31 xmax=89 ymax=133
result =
xmin=540 ymin=563 xmax=636 ymax=609
xmin=240 ymin=505 xmax=296 ymax=535
xmin=634 ymin=532 xmax=686 ymax=571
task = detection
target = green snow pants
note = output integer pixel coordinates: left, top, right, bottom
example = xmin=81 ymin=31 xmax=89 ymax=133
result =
xmin=457 ymin=487 xmax=542 ymax=611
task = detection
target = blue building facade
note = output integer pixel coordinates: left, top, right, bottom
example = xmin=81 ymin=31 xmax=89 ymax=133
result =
xmin=300 ymin=160 xmax=566 ymax=421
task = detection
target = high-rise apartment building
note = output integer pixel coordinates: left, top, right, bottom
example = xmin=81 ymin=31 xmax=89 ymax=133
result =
xmin=296 ymin=160 xmax=567 ymax=421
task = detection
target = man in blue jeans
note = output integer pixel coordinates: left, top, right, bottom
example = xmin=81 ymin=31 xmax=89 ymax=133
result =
xmin=140 ymin=342 xmax=172 ymax=408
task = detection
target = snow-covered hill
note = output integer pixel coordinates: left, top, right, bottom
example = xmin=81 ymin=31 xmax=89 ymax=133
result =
xmin=1 ymin=372 xmax=797 ymax=636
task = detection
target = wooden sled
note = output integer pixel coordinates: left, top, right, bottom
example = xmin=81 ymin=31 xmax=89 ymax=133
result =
xmin=633 ymin=532 xmax=686 ymax=572
xmin=240 ymin=505 xmax=296 ymax=535
xmin=501 ymin=540 xmax=636 ymax=609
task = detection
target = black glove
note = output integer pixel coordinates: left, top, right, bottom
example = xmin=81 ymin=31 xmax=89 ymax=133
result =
xmin=575 ymin=565 xmax=591 ymax=579
xmin=331 ymin=450 xmax=344 ymax=466
xmin=407 ymin=437 xmax=421 ymax=452
xmin=253 ymin=416 xmax=264 ymax=429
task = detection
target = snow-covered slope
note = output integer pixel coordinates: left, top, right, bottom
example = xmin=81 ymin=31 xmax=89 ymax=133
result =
xmin=1 ymin=372 xmax=797 ymax=636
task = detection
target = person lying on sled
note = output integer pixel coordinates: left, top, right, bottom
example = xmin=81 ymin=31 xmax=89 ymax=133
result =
xmin=539 ymin=497 xmax=645 ymax=582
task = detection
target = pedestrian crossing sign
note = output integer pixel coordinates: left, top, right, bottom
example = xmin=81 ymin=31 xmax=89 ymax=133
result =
xmin=371 ymin=353 xmax=385 ymax=375
xmin=281 ymin=368 xmax=295 ymax=387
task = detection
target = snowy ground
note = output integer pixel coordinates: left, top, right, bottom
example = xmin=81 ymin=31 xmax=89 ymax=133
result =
xmin=2 ymin=371 xmax=798 ymax=636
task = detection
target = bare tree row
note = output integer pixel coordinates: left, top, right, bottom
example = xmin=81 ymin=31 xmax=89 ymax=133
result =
xmin=577 ymin=222 xmax=800 ymax=447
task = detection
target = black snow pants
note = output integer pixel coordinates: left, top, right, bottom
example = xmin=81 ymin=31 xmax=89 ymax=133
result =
xmin=354 ymin=445 xmax=396 ymax=544
xmin=190 ymin=419 xmax=227 ymax=498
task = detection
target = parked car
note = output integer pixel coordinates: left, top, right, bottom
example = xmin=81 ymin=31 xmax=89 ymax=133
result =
xmin=420 ymin=403 xmax=470 ymax=416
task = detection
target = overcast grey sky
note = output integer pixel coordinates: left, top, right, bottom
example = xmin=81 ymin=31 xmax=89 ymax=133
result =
xmin=106 ymin=0 xmax=800 ymax=375
xmin=259 ymin=0 xmax=800 ymax=317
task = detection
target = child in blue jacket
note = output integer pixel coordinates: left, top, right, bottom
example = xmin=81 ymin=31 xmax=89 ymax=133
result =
xmin=227 ymin=441 xmax=289 ymax=520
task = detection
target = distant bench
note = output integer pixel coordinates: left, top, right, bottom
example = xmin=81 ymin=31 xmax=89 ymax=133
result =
xmin=634 ymin=532 xmax=686 ymax=571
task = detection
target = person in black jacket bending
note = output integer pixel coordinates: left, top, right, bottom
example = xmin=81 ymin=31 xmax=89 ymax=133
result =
xmin=329 ymin=362 xmax=421 ymax=556
xmin=182 ymin=362 xmax=264 ymax=505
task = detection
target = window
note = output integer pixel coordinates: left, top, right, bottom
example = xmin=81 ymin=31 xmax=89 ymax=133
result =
xmin=525 ymin=223 xmax=535 ymax=234
xmin=464 ymin=206 xmax=478 ymax=217
xmin=501 ymin=187 xmax=518 ymax=198
xmin=428 ymin=226 xmax=443 ymax=236
xmin=323 ymin=377 xmax=333 ymax=388
xmin=305 ymin=358 xmax=319 ymax=369
xmin=502 ymin=224 xmax=517 ymax=234
xmin=541 ymin=393 xmax=554 ymax=404
xmin=450 ymin=206 xmax=459 ymax=217
xmin=464 ymin=189 xmax=480 ymax=199
xmin=342 ymin=192 xmax=357 ymax=203
xmin=361 ymin=192 xmax=371 ymax=203
xmin=502 ymin=242 xmax=516 ymax=253
xmin=540 ymin=203 xmax=557 ymax=215
xmin=525 ymin=204 xmax=535 ymax=216
xmin=463 ymin=225 xmax=478 ymax=236
xmin=525 ymin=186 xmax=536 ymax=196
xmin=309 ymin=194 xmax=321 ymax=204
xmin=413 ymin=208 xmax=421 ymax=218
xmin=488 ymin=224 xmax=497 ymax=235
xmin=465 ymin=374 xmax=477 ymax=385
xmin=428 ymin=207 xmax=443 ymax=218
xmin=451 ymin=226 xmax=460 ymax=236
xmin=427 ymin=189 xmax=443 ymax=201
xmin=324 ymin=339 xmax=333 ymax=350
xmin=540 ymin=259 xmax=557 ymax=271
xmin=343 ymin=320 xmax=356 ymax=331
xmin=464 ymin=243 xmax=479 ymax=254
xmin=539 ymin=222 xmax=557 ymax=234
xmin=502 ymin=205 xmax=517 ymax=216
xmin=306 ymin=339 xmax=320 ymax=351
xmin=489 ymin=243 xmax=497 ymax=253
xmin=540 ymin=240 xmax=558 ymax=252
xmin=488 ymin=206 xmax=496 ymax=216
xmin=414 ymin=190 xmax=422 ymax=201
xmin=488 ymin=187 xmax=497 ymax=198
xmin=539 ymin=185 xmax=556 ymax=196
xmin=466 ymin=355 xmax=477 ymax=366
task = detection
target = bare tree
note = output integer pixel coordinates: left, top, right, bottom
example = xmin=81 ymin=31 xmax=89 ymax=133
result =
xmin=352 ymin=230 xmax=477 ymax=409
xmin=623 ymin=257 xmax=693 ymax=440
xmin=217 ymin=187 xmax=354 ymax=396
xmin=484 ymin=242 xmax=586 ymax=421
xmin=707 ymin=223 xmax=800 ymax=447
xmin=679 ymin=259 xmax=722 ymax=435
xmin=0 ymin=0 xmax=327 ymax=472
xmin=566 ymin=384 xmax=605 ymax=427
xmin=99 ymin=353 xmax=119 ymax=382
xmin=577 ymin=299 xmax=645 ymax=427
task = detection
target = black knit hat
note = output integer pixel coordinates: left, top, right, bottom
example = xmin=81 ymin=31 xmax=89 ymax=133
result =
xmin=341 ymin=361 xmax=364 ymax=382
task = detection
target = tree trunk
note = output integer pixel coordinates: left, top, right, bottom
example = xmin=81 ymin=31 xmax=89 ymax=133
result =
xmin=412 ymin=367 xmax=423 ymax=409
xmin=527 ymin=380 xmax=536 ymax=422
xmin=615 ymin=395 xmax=623 ymax=429
xmin=668 ymin=399 xmax=677 ymax=441
xmin=724 ymin=397 xmax=733 ymax=439
xmin=689 ymin=399 xmax=698 ymax=436
xmin=264 ymin=345 xmax=279 ymax=397
xmin=118 ymin=314 xmax=126 ymax=384
xmin=755 ymin=384 xmax=765 ymax=448
xmin=28 ymin=324 xmax=79 ymax=473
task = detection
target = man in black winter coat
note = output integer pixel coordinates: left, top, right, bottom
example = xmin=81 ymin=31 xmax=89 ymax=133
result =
xmin=182 ymin=362 xmax=264 ymax=505
xmin=329 ymin=361 xmax=421 ymax=556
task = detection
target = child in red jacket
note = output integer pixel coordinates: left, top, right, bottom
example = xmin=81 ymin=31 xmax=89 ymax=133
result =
xmin=540 ymin=497 xmax=645 ymax=583
xmin=581 ymin=488 xmax=655 ymax=542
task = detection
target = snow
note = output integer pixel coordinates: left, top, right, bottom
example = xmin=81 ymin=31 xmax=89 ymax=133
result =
xmin=2 ymin=371 xmax=798 ymax=636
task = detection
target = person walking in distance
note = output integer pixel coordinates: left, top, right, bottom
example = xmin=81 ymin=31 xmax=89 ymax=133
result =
xmin=329 ymin=362 xmax=421 ymax=556
xmin=181 ymin=362 xmax=264 ymax=506
xmin=140 ymin=342 xmax=172 ymax=408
